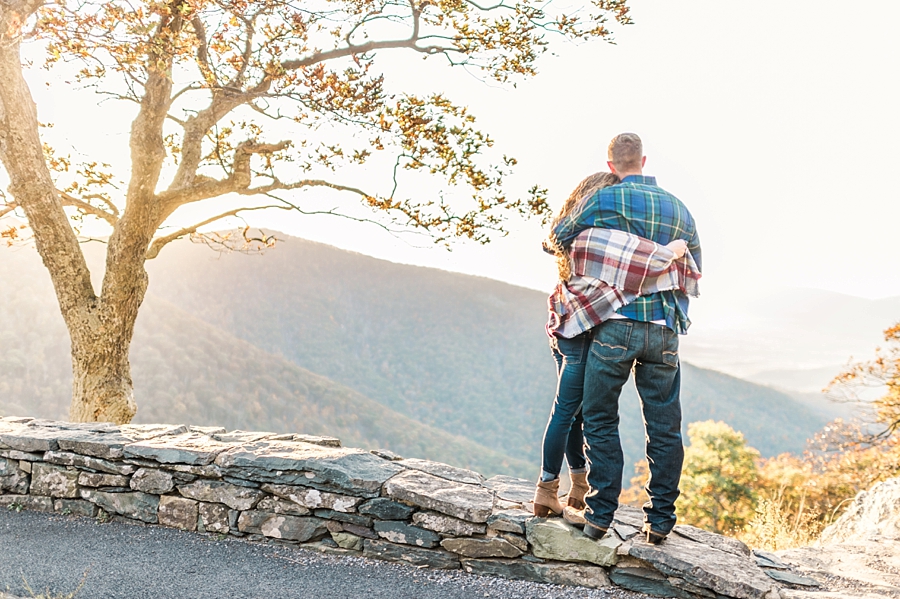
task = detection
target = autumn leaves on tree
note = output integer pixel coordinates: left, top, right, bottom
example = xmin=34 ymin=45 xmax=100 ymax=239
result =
xmin=0 ymin=0 xmax=632 ymax=422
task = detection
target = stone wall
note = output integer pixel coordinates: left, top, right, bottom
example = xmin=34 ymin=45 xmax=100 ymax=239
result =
xmin=0 ymin=417 xmax=786 ymax=599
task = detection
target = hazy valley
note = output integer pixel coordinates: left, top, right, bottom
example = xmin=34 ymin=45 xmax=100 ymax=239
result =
xmin=0 ymin=235 xmax=864 ymax=478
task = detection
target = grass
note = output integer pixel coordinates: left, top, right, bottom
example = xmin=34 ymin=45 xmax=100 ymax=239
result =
xmin=7 ymin=568 xmax=89 ymax=599
xmin=738 ymin=497 xmax=823 ymax=552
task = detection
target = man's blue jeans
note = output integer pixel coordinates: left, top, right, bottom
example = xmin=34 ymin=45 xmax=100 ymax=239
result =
xmin=540 ymin=331 xmax=590 ymax=479
xmin=582 ymin=319 xmax=683 ymax=534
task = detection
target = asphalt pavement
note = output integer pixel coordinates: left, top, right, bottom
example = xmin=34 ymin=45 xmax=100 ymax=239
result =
xmin=0 ymin=509 xmax=639 ymax=599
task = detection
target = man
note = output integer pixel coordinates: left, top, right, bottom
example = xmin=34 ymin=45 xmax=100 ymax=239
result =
xmin=553 ymin=133 xmax=702 ymax=544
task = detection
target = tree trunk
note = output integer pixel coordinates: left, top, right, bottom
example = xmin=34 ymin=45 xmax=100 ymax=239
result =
xmin=0 ymin=7 xmax=145 ymax=424
xmin=69 ymin=332 xmax=139 ymax=424
xmin=67 ymin=235 xmax=151 ymax=424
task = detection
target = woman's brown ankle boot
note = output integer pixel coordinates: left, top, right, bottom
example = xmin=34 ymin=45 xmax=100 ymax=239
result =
xmin=533 ymin=478 xmax=563 ymax=517
xmin=566 ymin=471 xmax=589 ymax=510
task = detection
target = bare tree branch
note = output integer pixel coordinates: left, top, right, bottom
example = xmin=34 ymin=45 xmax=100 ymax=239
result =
xmin=261 ymin=191 xmax=420 ymax=240
xmin=146 ymin=203 xmax=287 ymax=259
xmin=166 ymin=2 xmax=447 ymax=195
xmin=159 ymin=140 xmax=291 ymax=212
xmin=122 ymin=10 xmax=184 ymax=210
xmin=168 ymin=91 xmax=251 ymax=190
xmin=225 ymin=12 xmax=257 ymax=89
xmin=238 ymin=178 xmax=371 ymax=198
xmin=58 ymin=190 xmax=119 ymax=226
xmin=0 ymin=202 xmax=18 ymax=218
xmin=280 ymin=35 xmax=447 ymax=73
xmin=190 ymin=16 xmax=216 ymax=86
xmin=97 ymin=90 xmax=188 ymax=126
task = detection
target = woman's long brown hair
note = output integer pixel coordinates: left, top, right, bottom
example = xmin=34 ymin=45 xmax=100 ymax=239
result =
xmin=548 ymin=172 xmax=620 ymax=280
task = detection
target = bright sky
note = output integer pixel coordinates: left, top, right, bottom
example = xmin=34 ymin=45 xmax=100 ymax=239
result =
xmin=250 ymin=0 xmax=900 ymax=301
xmin=13 ymin=0 xmax=900 ymax=305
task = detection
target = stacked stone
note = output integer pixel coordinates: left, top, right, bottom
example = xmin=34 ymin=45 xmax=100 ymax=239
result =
xmin=0 ymin=417 xmax=786 ymax=599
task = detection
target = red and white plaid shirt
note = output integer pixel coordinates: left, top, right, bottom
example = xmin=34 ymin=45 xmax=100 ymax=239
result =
xmin=547 ymin=228 xmax=701 ymax=339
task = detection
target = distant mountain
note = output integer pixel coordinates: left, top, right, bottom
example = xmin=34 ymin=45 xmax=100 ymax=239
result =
xmin=748 ymin=366 xmax=844 ymax=394
xmin=140 ymin=235 xmax=831 ymax=463
xmin=0 ymin=255 xmax=528 ymax=476
xmin=682 ymin=288 xmax=900 ymax=389
xmin=0 ymin=237 xmax=834 ymax=478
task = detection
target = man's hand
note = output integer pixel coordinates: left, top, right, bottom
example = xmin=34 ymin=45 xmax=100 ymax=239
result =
xmin=665 ymin=239 xmax=688 ymax=259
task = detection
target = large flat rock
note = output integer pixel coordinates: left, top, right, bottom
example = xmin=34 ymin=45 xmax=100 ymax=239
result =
xmin=80 ymin=489 xmax=159 ymax=523
xmin=158 ymin=496 xmax=198 ymax=531
xmin=628 ymin=530 xmax=781 ymax=599
xmin=44 ymin=451 xmax=136 ymax=476
xmin=482 ymin=475 xmax=533 ymax=504
xmin=177 ymin=480 xmax=264 ymax=510
xmin=358 ymin=498 xmax=415 ymax=521
xmin=487 ymin=508 xmax=532 ymax=534
xmin=215 ymin=441 xmax=404 ymax=498
xmin=260 ymin=483 xmax=361 ymax=513
xmin=526 ymin=518 xmax=620 ymax=567
xmin=29 ymin=463 xmax=79 ymax=498
xmin=397 ymin=459 xmax=484 ymax=485
xmin=779 ymin=540 xmax=900 ymax=595
xmin=673 ymin=524 xmax=752 ymax=557
xmin=384 ymin=469 xmax=494 ymax=523
xmin=413 ymin=511 xmax=486 ymax=536
xmin=54 ymin=423 xmax=188 ymax=459
xmin=125 ymin=432 xmax=232 ymax=465
xmin=362 ymin=539 xmax=460 ymax=569
xmin=0 ymin=422 xmax=61 ymax=452
xmin=237 ymin=511 xmax=327 ymax=542
xmin=462 ymin=558 xmax=611 ymax=589
xmin=441 ymin=537 xmax=523 ymax=558
xmin=374 ymin=521 xmax=441 ymax=548
xmin=610 ymin=559 xmax=695 ymax=598
xmin=130 ymin=468 xmax=175 ymax=494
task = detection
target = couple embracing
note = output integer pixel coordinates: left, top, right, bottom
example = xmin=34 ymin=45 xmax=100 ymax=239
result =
xmin=533 ymin=133 xmax=702 ymax=545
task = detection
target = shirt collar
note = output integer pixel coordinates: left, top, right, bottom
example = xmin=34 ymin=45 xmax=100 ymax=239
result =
xmin=621 ymin=175 xmax=658 ymax=185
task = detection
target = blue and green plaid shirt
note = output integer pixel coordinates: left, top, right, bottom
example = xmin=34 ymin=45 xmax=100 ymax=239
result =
xmin=552 ymin=175 xmax=702 ymax=333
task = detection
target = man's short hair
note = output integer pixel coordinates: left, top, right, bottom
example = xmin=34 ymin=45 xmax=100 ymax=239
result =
xmin=608 ymin=133 xmax=643 ymax=172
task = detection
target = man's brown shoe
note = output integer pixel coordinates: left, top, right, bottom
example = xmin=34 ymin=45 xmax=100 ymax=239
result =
xmin=643 ymin=523 xmax=667 ymax=544
xmin=584 ymin=521 xmax=610 ymax=540
xmin=563 ymin=507 xmax=609 ymax=538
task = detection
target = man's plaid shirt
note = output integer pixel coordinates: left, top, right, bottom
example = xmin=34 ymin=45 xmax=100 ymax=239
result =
xmin=552 ymin=175 xmax=702 ymax=333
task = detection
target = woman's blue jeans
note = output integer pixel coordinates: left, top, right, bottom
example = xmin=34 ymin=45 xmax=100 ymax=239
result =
xmin=540 ymin=331 xmax=591 ymax=479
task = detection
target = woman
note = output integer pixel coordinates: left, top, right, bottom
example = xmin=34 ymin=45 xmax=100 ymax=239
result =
xmin=533 ymin=172 xmax=689 ymax=517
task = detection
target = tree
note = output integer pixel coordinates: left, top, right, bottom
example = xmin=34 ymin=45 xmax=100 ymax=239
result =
xmin=828 ymin=322 xmax=900 ymax=442
xmin=677 ymin=420 xmax=759 ymax=534
xmin=747 ymin=323 xmax=900 ymax=537
xmin=0 ymin=0 xmax=632 ymax=423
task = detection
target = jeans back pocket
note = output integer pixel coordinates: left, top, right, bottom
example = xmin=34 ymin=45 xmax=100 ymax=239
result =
xmin=661 ymin=327 xmax=679 ymax=367
xmin=591 ymin=321 xmax=632 ymax=361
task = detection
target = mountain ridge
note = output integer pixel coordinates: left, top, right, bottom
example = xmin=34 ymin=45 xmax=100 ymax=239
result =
xmin=0 ymin=235 xmax=835 ymax=477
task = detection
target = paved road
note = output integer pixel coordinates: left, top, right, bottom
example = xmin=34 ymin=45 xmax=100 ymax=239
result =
xmin=0 ymin=510 xmax=636 ymax=599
